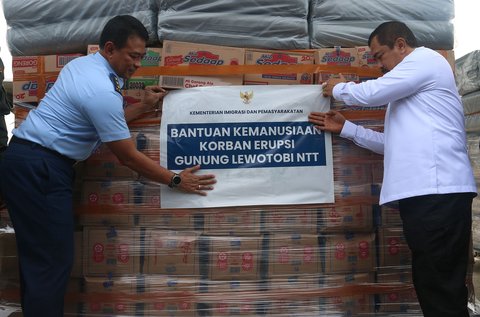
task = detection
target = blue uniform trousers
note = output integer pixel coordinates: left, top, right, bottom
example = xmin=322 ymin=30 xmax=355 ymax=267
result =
xmin=399 ymin=193 xmax=474 ymax=317
xmin=0 ymin=139 xmax=75 ymax=317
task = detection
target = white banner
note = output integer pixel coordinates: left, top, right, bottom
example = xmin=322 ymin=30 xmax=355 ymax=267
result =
xmin=160 ymin=85 xmax=333 ymax=208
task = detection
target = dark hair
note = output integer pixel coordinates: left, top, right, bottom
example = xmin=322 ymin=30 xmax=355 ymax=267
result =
xmin=368 ymin=21 xmax=418 ymax=49
xmin=99 ymin=15 xmax=149 ymax=49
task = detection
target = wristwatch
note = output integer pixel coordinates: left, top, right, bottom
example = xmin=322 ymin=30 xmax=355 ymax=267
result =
xmin=168 ymin=173 xmax=182 ymax=188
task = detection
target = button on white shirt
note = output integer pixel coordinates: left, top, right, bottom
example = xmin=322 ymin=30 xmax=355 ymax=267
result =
xmin=333 ymin=47 xmax=477 ymax=204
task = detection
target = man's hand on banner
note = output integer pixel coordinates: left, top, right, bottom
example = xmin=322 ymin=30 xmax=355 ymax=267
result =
xmin=177 ymin=165 xmax=216 ymax=196
xmin=308 ymin=110 xmax=346 ymax=134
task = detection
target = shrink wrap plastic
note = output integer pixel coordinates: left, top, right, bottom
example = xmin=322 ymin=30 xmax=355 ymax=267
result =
xmin=462 ymin=91 xmax=480 ymax=116
xmin=0 ymin=116 xmax=426 ymax=316
xmin=456 ymin=50 xmax=480 ymax=96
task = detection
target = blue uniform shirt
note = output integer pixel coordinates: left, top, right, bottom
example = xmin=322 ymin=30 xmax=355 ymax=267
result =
xmin=14 ymin=52 xmax=131 ymax=161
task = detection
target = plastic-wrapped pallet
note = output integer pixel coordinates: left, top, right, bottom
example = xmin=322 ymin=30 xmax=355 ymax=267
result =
xmin=462 ymin=91 xmax=480 ymax=116
xmin=2 ymin=0 xmax=158 ymax=56
xmin=456 ymin=50 xmax=480 ymax=96
xmin=155 ymin=0 xmax=310 ymax=49
xmin=310 ymin=0 xmax=454 ymax=49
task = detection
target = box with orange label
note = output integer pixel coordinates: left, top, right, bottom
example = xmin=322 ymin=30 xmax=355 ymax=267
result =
xmin=161 ymin=40 xmax=244 ymax=88
xmin=244 ymin=49 xmax=314 ymax=85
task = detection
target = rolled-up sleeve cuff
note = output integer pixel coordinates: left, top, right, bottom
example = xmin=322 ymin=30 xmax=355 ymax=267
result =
xmin=340 ymin=120 xmax=357 ymax=139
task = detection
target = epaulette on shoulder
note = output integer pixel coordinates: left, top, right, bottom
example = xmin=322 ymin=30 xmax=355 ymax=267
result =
xmin=109 ymin=73 xmax=122 ymax=95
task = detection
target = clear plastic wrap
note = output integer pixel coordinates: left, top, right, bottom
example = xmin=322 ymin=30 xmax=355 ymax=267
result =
xmin=156 ymin=0 xmax=310 ymax=50
xmin=456 ymin=50 xmax=480 ymax=96
xmin=0 ymin=114 xmax=431 ymax=316
xmin=2 ymin=0 xmax=158 ymax=56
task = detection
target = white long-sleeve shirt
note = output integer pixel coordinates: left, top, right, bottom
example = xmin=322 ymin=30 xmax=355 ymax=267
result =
xmin=334 ymin=47 xmax=477 ymax=205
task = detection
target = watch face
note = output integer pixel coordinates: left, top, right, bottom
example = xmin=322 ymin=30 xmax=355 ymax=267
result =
xmin=169 ymin=174 xmax=182 ymax=188
xmin=173 ymin=175 xmax=181 ymax=185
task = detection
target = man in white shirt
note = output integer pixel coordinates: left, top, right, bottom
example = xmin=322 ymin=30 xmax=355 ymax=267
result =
xmin=309 ymin=21 xmax=477 ymax=317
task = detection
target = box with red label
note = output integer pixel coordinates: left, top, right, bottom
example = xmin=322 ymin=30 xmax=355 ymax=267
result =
xmin=314 ymin=47 xmax=359 ymax=84
xmin=87 ymin=46 xmax=161 ymax=68
xmin=13 ymin=77 xmax=41 ymax=104
xmin=130 ymin=129 xmax=160 ymax=154
xmin=376 ymin=268 xmax=419 ymax=313
xmin=77 ymin=210 xmax=134 ymax=227
xmin=268 ymin=234 xmax=320 ymax=276
xmin=13 ymin=54 xmax=82 ymax=77
xmin=84 ymin=276 xmax=136 ymax=293
xmin=319 ymin=233 xmax=376 ymax=273
xmin=81 ymin=179 xmax=133 ymax=207
xmin=379 ymin=204 xmax=402 ymax=227
xmin=141 ymin=276 xmax=199 ymax=317
xmin=334 ymin=183 xmax=375 ymax=202
xmin=87 ymin=44 xmax=100 ymax=55
xmin=377 ymin=227 xmax=411 ymax=269
xmin=356 ymin=46 xmax=380 ymax=68
xmin=143 ymin=230 xmax=199 ymax=276
xmin=318 ymin=205 xmax=373 ymax=233
xmin=13 ymin=75 xmax=58 ymax=108
xmin=201 ymin=298 xmax=262 ymax=317
xmin=203 ymin=208 xmax=261 ymax=236
xmin=161 ymin=40 xmax=244 ymax=88
xmin=83 ymin=227 xmax=140 ymax=277
xmin=318 ymin=272 xmax=375 ymax=288
xmin=334 ymin=163 xmax=372 ymax=185
xmin=138 ymin=210 xmax=198 ymax=231
xmin=12 ymin=56 xmax=42 ymax=77
xmin=83 ymin=143 xmax=137 ymax=178
xmin=207 ymin=235 xmax=262 ymax=281
xmin=262 ymin=208 xmax=317 ymax=234
xmin=131 ymin=181 xmax=162 ymax=209
xmin=244 ymin=49 xmax=314 ymax=85
xmin=44 ymin=54 xmax=83 ymax=73
xmin=319 ymin=294 xmax=375 ymax=316
xmin=82 ymin=276 xmax=137 ymax=315
xmin=266 ymin=275 xmax=321 ymax=291
xmin=263 ymin=298 xmax=320 ymax=316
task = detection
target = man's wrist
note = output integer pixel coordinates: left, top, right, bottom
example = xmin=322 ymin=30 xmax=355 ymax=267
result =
xmin=168 ymin=173 xmax=182 ymax=188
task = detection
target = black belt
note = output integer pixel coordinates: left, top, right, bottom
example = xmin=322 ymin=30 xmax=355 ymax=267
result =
xmin=10 ymin=135 xmax=76 ymax=166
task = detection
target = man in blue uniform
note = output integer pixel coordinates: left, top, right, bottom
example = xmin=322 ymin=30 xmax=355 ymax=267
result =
xmin=0 ymin=15 xmax=216 ymax=317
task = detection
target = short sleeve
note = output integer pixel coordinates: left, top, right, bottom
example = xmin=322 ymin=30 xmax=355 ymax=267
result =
xmin=81 ymin=91 xmax=131 ymax=142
